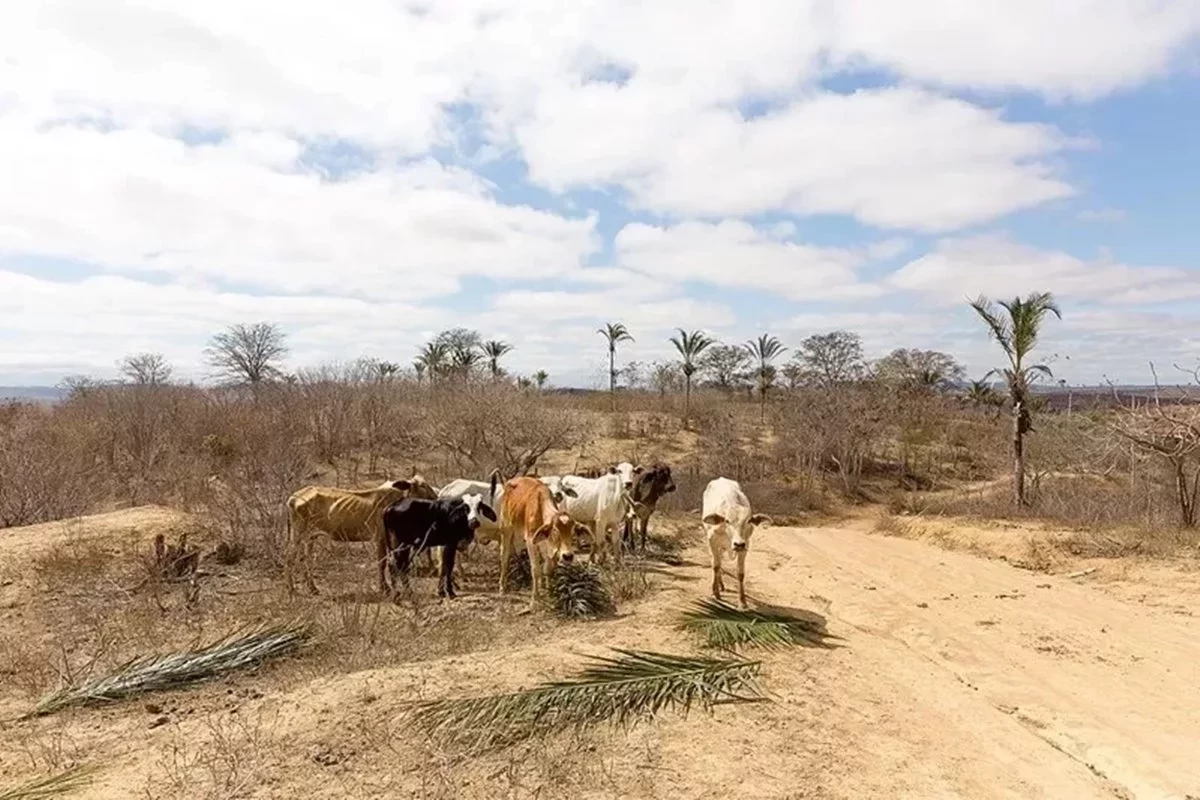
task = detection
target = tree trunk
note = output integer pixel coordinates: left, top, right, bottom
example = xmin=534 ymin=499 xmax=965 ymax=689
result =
xmin=684 ymin=376 xmax=692 ymax=429
xmin=1173 ymin=458 xmax=1195 ymax=527
xmin=609 ymin=348 xmax=616 ymax=412
xmin=1013 ymin=400 xmax=1026 ymax=506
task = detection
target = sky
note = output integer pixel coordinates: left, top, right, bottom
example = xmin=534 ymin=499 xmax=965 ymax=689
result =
xmin=1 ymin=1 xmax=1199 ymax=388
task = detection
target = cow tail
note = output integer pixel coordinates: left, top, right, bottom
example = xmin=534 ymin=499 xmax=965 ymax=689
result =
xmin=489 ymin=468 xmax=501 ymax=505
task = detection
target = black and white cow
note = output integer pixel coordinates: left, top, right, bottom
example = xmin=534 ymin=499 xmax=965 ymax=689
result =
xmin=383 ymin=493 xmax=497 ymax=598
xmin=622 ymin=463 xmax=676 ymax=554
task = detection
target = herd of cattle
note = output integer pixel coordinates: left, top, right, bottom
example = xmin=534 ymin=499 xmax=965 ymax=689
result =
xmin=284 ymin=462 xmax=773 ymax=609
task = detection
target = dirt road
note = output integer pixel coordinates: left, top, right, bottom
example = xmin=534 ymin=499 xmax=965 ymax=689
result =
xmin=736 ymin=523 xmax=1200 ymax=799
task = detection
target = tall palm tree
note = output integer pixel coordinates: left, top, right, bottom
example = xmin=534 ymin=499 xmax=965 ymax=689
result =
xmin=744 ymin=334 xmax=787 ymax=424
xmin=415 ymin=341 xmax=449 ymax=381
xmin=670 ymin=328 xmax=715 ymax=428
xmin=450 ymin=346 xmax=482 ymax=379
xmin=598 ymin=322 xmax=634 ymax=411
xmin=969 ymin=292 xmax=1062 ymax=507
xmin=534 ymin=370 xmax=549 ymax=390
xmin=482 ymin=340 xmax=513 ymax=379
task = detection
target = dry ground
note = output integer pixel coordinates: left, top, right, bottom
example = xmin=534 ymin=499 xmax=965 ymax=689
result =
xmin=2 ymin=506 xmax=1199 ymax=799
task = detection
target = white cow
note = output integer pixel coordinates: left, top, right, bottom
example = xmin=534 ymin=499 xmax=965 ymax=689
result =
xmin=438 ymin=473 xmax=576 ymax=544
xmin=701 ymin=477 xmax=772 ymax=608
xmin=557 ymin=470 xmax=634 ymax=565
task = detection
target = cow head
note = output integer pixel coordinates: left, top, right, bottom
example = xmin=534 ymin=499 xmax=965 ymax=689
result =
xmin=459 ymin=492 xmax=498 ymax=533
xmin=540 ymin=476 xmax=578 ymax=506
xmin=702 ymin=512 xmax=773 ymax=552
xmin=613 ymin=461 xmax=643 ymax=491
xmin=532 ymin=513 xmax=588 ymax=564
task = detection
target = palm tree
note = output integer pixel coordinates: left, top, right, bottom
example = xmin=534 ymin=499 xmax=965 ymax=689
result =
xmin=534 ymin=370 xmax=549 ymax=390
xmin=415 ymin=341 xmax=449 ymax=381
xmin=670 ymin=328 xmax=715 ymax=427
xmin=744 ymin=334 xmax=787 ymax=424
xmin=969 ymin=292 xmax=1062 ymax=507
xmin=598 ymin=322 xmax=634 ymax=411
xmin=450 ymin=346 xmax=482 ymax=379
xmin=482 ymin=340 xmax=513 ymax=379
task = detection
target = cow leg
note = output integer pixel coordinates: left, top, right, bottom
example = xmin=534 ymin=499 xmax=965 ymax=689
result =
xmin=392 ymin=547 xmax=413 ymax=599
xmin=735 ymin=548 xmax=748 ymax=609
xmin=374 ymin=530 xmax=390 ymax=597
xmin=708 ymin=537 xmax=725 ymax=600
xmin=499 ymin=531 xmax=512 ymax=594
xmin=302 ymin=535 xmax=319 ymax=595
xmin=439 ymin=547 xmax=458 ymax=599
xmin=528 ymin=541 xmax=543 ymax=610
xmin=639 ymin=514 xmax=649 ymax=554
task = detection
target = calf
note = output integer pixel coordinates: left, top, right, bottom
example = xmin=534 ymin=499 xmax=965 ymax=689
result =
xmin=558 ymin=469 xmax=632 ymax=565
xmin=498 ymin=476 xmax=588 ymax=609
xmin=622 ymin=463 xmax=676 ymax=553
xmin=700 ymin=477 xmax=772 ymax=608
xmin=383 ymin=493 xmax=496 ymax=598
xmin=284 ymin=474 xmax=438 ymax=595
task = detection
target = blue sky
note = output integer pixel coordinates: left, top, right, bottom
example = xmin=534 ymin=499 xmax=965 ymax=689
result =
xmin=1 ymin=1 xmax=1199 ymax=387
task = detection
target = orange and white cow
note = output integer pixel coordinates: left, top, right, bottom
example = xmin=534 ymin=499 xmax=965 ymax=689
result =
xmin=700 ymin=477 xmax=772 ymax=608
xmin=497 ymin=476 xmax=588 ymax=610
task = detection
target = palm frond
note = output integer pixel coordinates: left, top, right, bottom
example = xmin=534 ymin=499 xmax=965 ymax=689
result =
xmin=547 ymin=562 xmax=616 ymax=619
xmin=968 ymin=295 xmax=1015 ymax=361
xmin=406 ymin=648 xmax=764 ymax=751
xmin=29 ymin=623 xmax=312 ymax=717
xmin=678 ymin=598 xmax=839 ymax=651
xmin=0 ymin=765 xmax=96 ymax=800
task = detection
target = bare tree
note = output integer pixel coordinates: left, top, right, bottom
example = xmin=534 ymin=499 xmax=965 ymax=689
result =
xmin=204 ymin=323 xmax=288 ymax=385
xmin=970 ymin=292 xmax=1062 ymax=507
xmin=1110 ymin=400 xmax=1200 ymax=527
xmin=670 ymin=328 xmax=714 ymax=428
xmin=598 ymin=322 xmax=634 ymax=411
xmin=118 ymin=352 xmax=173 ymax=386
xmin=699 ymin=344 xmax=752 ymax=395
xmin=789 ymin=330 xmax=868 ymax=389
xmin=874 ymin=348 xmax=965 ymax=393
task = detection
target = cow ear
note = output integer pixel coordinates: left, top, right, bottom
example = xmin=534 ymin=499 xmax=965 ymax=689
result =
xmin=702 ymin=513 xmax=725 ymax=526
xmin=633 ymin=466 xmax=644 ymax=474
xmin=607 ymin=465 xmax=617 ymax=474
xmin=392 ymin=480 xmax=412 ymax=491
xmin=750 ymin=514 xmax=773 ymax=528
xmin=533 ymin=524 xmax=553 ymax=542
xmin=478 ymin=503 xmax=498 ymax=523
xmin=562 ymin=486 xmax=578 ymax=498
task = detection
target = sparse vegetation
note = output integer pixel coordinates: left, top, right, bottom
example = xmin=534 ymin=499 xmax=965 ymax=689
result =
xmin=678 ymin=598 xmax=838 ymax=651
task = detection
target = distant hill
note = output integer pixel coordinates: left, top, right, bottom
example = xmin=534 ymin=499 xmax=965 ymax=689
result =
xmin=0 ymin=386 xmax=62 ymax=403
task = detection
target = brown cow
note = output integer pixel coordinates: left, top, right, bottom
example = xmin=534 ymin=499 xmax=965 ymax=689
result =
xmin=285 ymin=474 xmax=438 ymax=595
xmin=497 ymin=476 xmax=588 ymax=609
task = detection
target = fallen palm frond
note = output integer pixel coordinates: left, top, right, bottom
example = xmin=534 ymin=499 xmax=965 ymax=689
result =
xmin=0 ymin=764 xmax=95 ymax=800
xmin=547 ymin=561 xmax=616 ymax=619
xmin=407 ymin=648 xmax=764 ymax=751
xmin=678 ymin=598 xmax=839 ymax=651
xmin=29 ymin=623 xmax=312 ymax=717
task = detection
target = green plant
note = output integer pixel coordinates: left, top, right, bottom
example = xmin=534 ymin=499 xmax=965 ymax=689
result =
xmin=406 ymin=649 xmax=764 ymax=751
xmin=547 ymin=562 xmax=616 ymax=619
xmin=598 ymin=323 xmax=634 ymax=411
xmin=0 ymin=765 xmax=95 ymax=800
xmin=678 ymin=598 xmax=838 ymax=651
xmin=30 ymin=624 xmax=312 ymax=717
xmin=669 ymin=328 xmax=715 ymax=427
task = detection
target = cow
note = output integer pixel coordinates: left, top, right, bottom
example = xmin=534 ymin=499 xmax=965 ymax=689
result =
xmin=556 ymin=469 xmax=634 ymax=565
xmin=700 ymin=477 xmax=772 ymax=608
xmin=497 ymin=476 xmax=588 ymax=609
xmin=284 ymin=474 xmax=438 ymax=596
xmin=438 ymin=471 xmax=577 ymax=544
xmin=622 ymin=463 xmax=676 ymax=554
xmin=383 ymin=493 xmax=496 ymax=598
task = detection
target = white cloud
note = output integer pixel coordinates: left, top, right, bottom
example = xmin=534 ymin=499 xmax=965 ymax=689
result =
xmin=890 ymin=234 xmax=1200 ymax=306
xmin=615 ymin=220 xmax=882 ymax=299
xmin=0 ymin=120 xmax=599 ymax=298
xmin=825 ymin=0 xmax=1200 ymax=99
xmin=517 ymin=87 xmax=1074 ymax=230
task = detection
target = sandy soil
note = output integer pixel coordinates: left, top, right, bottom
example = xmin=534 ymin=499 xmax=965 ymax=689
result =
xmin=2 ymin=510 xmax=1199 ymax=799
